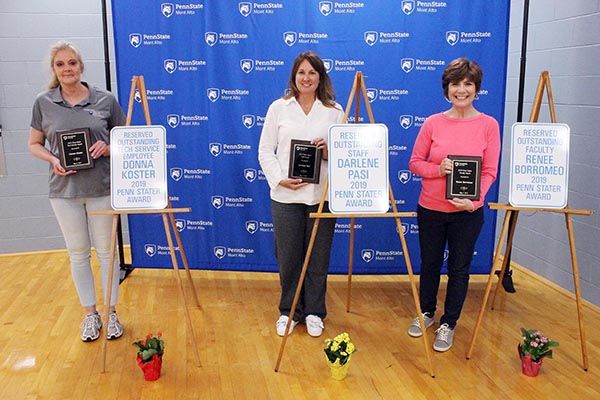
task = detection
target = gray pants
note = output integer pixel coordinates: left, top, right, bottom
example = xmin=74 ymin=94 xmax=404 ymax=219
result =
xmin=271 ymin=200 xmax=336 ymax=321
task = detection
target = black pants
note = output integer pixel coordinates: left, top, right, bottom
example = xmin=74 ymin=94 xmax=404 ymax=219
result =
xmin=417 ymin=205 xmax=484 ymax=329
xmin=271 ymin=200 xmax=336 ymax=321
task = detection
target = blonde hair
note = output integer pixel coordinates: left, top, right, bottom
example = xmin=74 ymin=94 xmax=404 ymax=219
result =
xmin=48 ymin=41 xmax=84 ymax=89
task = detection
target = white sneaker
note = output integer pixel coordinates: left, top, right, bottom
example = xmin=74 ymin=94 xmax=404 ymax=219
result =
xmin=106 ymin=312 xmax=124 ymax=340
xmin=305 ymin=315 xmax=324 ymax=337
xmin=276 ymin=315 xmax=298 ymax=336
xmin=81 ymin=312 xmax=102 ymax=342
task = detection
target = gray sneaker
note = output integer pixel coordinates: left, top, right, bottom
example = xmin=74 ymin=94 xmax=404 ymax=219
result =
xmin=81 ymin=312 xmax=102 ymax=342
xmin=433 ymin=323 xmax=454 ymax=352
xmin=407 ymin=313 xmax=434 ymax=337
xmin=107 ymin=312 xmax=124 ymax=340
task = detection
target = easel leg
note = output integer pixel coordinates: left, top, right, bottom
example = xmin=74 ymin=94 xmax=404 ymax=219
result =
xmin=274 ymin=219 xmax=321 ymax=372
xmin=168 ymin=212 xmax=201 ymax=309
xmin=395 ymin=215 xmax=435 ymax=377
xmin=101 ymin=214 xmax=119 ymax=373
xmin=162 ymin=214 xmax=201 ymax=367
xmin=565 ymin=213 xmax=589 ymax=371
xmin=346 ymin=217 xmax=355 ymax=313
xmin=491 ymin=211 xmax=519 ymax=309
xmin=467 ymin=210 xmax=512 ymax=359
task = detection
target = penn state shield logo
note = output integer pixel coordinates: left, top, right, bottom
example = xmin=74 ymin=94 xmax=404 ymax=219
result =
xmin=240 ymin=59 xmax=254 ymax=73
xmin=170 ymin=167 xmax=183 ymax=181
xmin=401 ymin=0 xmax=415 ymax=15
xmin=319 ymin=1 xmax=333 ymax=16
xmin=401 ymin=58 xmax=414 ymax=73
xmin=175 ymin=219 xmax=186 ymax=232
xmin=244 ymin=168 xmax=257 ymax=182
xmin=401 ymin=222 xmax=409 ymax=236
xmin=245 ymin=220 xmax=258 ymax=234
xmin=366 ymin=88 xmax=377 ymax=103
xmin=209 ymin=142 xmax=222 ymax=157
xmin=364 ymin=31 xmax=378 ymax=46
xmin=129 ymin=33 xmax=142 ymax=48
xmin=398 ymin=170 xmax=412 ymax=184
xmin=283 ymin=32 xmax=297 ymax=47
xmin=211 ymin=195 xmax=224 ymax=209
xmin=134 ymin=89 xmax=142 ymax=103
xmin=207 ymin=88 xmax=220 ymax=102
xmin=145 ymin=244 xmax=157 ymax=257
xmin=167 ymin=114 xmax=180 ymax=128
xmin=161 ymin=3 xmax=174 ymax=18
xmin=242 ymin=114 xmax=255 ymax=129
xmin=399 ymin=115 xmax=414 ymax=129
xmin=444 ymin=249 xmax=449 ymax=261
xmin=322 ymin=59 xmax=333 ymax=73
xmin=239 ymin=2 xmax=252 ymax=17
xmin=164 ymin=59 xmax=177 ymax=74
xmin=446 ymin=31 xmax=459 ymax=46
xmin=361 ymin=249 xmax=374 ymax=263
xmin=214 ymin=246 xmax=226 ymax=259
xmin=205 ymin=32 xmax=217 ymax=47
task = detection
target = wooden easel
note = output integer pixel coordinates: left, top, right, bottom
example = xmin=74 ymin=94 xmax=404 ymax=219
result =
xmin=91 ymin=75 xmax=201 ymax=373
xmin=466 ymin=71 xmax=594 ymax=370
xmin=274 ymin=72 xmax=435 ymax=377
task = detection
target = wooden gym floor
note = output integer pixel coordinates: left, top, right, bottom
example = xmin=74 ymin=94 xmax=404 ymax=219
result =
xmin=0 ymin=250 xmax=599 ymax=399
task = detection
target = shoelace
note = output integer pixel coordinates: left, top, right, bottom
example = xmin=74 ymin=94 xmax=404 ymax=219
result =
xmin=83 ymin=315 xmax=97 ymax=333
xmin=435 ymin=324 xmax=451 ymax=341
xmin=412 ymin=313 xmax=429 ymax=328
xmin=307 ymin=317 xmax=323 ymax=328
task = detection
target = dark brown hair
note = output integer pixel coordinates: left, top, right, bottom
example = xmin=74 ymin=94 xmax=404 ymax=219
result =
xmin=442 ymin=57 xmax=483 ymax=99
xmin=284 ymin=51 xmax=336 ymax=108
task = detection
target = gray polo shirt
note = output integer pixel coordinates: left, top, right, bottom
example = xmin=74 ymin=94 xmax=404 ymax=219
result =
xmin=31 ymin=83 xmax=126 ymax=198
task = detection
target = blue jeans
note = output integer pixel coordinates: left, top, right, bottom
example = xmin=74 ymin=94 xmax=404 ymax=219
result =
xmin=49 ymin=195 xmax=120 ymax=307
xmin=417 ymin=205 xmax=484 ymax=328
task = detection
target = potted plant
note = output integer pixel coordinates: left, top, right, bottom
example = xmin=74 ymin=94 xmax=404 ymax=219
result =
xmin=518 ymin=328 xmax=559 ymax=377
xmin=133 ymin=332 xmax=165 ymax=381
xmin=323 ymin=332 xmax=357 ymax=380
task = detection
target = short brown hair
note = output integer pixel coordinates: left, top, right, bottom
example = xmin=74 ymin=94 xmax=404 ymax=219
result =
xmin=442 ymin=58 xmax=482 ymax=99
xmin=284 ymin=51 xmax=336 ymax=108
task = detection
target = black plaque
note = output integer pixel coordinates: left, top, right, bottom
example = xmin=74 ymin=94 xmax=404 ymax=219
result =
xmin=288 ymin=139 xmax=322 ymax=184
xmin=57 ymin=128 xmax=94 ymax=171
xmin=445 ymin=155 xmax=481 ymax=200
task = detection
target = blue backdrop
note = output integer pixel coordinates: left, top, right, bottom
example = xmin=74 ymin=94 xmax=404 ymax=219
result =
xmin=112 ymin=0 xmax=510 ymax=274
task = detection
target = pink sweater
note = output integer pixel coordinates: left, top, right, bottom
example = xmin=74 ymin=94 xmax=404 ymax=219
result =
xmin=409 ymin=112 xmax=501 ymax=213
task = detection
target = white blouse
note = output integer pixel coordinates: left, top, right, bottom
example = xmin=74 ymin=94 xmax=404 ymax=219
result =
xmin=258 ymin=97 xmax=344 ymax=205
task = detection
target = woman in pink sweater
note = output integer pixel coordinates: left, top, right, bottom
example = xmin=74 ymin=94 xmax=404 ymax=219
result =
xmin=407 ymin=58 xmax=501 ymax=352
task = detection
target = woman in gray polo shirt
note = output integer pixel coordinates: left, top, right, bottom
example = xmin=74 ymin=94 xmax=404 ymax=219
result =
xmin=28 ymin=41 xmax=126 ymax=342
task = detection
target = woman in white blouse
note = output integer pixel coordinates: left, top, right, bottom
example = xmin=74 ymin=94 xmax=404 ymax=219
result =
xmin=258 ymin=51 xmax=344 ymax=338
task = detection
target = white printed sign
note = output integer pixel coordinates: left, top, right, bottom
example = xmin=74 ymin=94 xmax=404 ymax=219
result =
xmin=509 ymin=123 xmax=570 ymax=208
xmin=328 ymin=124 xmax=389 ymax=213
xmin=110 ymin=125 xmax=168 ymax=210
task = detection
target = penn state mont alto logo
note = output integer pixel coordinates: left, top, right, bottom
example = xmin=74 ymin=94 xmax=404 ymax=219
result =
xmin=240 ymin=59 xmax=254 ymax=73
xmin=399 ymin=115 xmax=414 ymax=129
xmin=364 ymin=31 xmax=378 ymax=46
xmin=144 ymin=244 xmax=157 ymax=257
xmin=446 ymin=31 xmax=459 ymax=46
xmin=209 ymin=142 xmax=222 ymax=157
xmin=129 ymin=33 xmax=142 ymax=48
xmin=366 ymin=88 xmax=377 ymax=103
xmin=175 ymin=219 xmax=186 ymax=232
xmin=170 ymin=167 xmax=183 ymax=181
xmin=211 ymin=195 xmax=224 ymax=209
xmin=319 ymin=1 xmax=333 ymax=16
xmin=242 ymin=114 xmax=255 ymax=129
xmin=167 ymin=114 xmax=180 ymax=128
xmin=161 ymin=3 xmax=174 ymax=18
xmin=205 ymin=32 xmax=217 ymax=47
xmin=244 ymin=168 xmax=257 ymax=182
xmin=245 ymin=220 xmax=258 ymax=234
xmin=322 ymin=59 xmax=333 ymax=73
xmin=361 ymin=249 xmax=374 ymax=263
xmin=238 ymin=2 xmax=252 ymax=17
xmin=207 ymin=88 xmax=220 ymax=102
xmin=398 ymin=170 xmax=412 ymax=184
xmin=214 ymin=246 xmax=227 ymax=259
xmin=401 ymin=0 xmax=415 ymax=15
xmin=283 ymin=32 xmax=297 ymax=47
xmin=164 ymin=59 xmax=177 ymax=74
xmin=401 ymin=58 xmax=414 ymax=73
